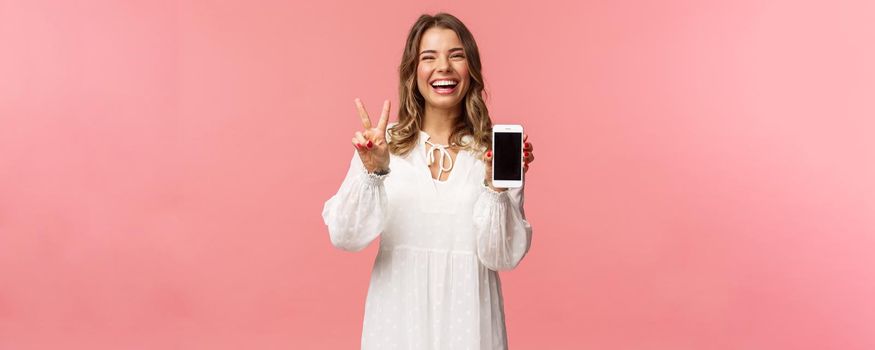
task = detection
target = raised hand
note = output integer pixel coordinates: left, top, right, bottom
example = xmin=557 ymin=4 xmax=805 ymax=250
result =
xmin=352 ymin=98 xmax=391 ymax=173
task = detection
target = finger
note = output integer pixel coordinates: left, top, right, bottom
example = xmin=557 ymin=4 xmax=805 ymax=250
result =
xmin=352 ymin=137 xmax=363 ymax=151
xmin=354 ymin=131 xmax=368 ymax=148
xmin=524 ymin=133 xmax=528 ymax=142
xmin=524 ymin=164 xmax=530 ymax=173
xmin=354 ymin=98 xmax=372 ymax=129
xmin=524 ymin=142 xmax=533 ymax=152
xmin=376 ymin=100 xmax=390 ymax=132
xmin=364 ymin=129 xmax=385 ymax=146
xmin=524 ymin=152 xmax=534 ymax=164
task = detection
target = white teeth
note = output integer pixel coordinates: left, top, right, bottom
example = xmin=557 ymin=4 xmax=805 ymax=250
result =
xmin=431 ymin=80 xmax=458 ymax=87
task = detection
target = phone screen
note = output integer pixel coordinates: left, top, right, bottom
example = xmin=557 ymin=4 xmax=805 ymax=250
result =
xmin=493 ymin=132 xmax=522 ymax=181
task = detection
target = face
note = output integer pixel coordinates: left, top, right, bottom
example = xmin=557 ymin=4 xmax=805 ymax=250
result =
xmin=416 ymin=27 xmax=470 ymax=111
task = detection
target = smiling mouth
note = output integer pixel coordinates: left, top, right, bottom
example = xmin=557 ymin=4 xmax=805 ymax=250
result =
xmin=430 ymin=80 xmax=459 ymax=95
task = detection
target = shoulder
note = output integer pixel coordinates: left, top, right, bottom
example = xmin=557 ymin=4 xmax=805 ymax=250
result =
xmin=462 ymin=134 xmax=487 ymax=156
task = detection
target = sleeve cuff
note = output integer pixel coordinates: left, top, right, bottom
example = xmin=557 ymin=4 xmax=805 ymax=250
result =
xmin=481 ymin=181 xmax=509 ymax=200
xmin=360 ymin=169 xmax=389 ymax=186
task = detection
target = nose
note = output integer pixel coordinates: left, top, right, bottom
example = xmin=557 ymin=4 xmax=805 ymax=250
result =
xmin=436 ymin=55 xmax=452 ymax=73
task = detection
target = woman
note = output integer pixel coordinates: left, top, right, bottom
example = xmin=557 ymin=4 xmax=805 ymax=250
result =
xmin=322 ymin=12 xmax=535 ymax=349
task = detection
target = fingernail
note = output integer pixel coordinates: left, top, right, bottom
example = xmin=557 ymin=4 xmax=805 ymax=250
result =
xmin=524 ymin=152 xmax=529 ymax=157
xmin=354 ymin=143 xmax=361 ymax=149
xmin=367 ymin=140 xmax=373 ymax=148
xmin=486 ymin=151 xmax=492 ymax=157
xmin=524 ymin=134 xmax=528 ymax=141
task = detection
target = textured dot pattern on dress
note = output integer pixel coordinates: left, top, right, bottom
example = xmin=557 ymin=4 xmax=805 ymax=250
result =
xmin=322 ymin=127 xmax=532 ymax=349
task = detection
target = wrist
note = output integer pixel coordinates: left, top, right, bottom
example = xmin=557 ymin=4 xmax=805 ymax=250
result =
xmin=369 ymin=167 xmax=390 ymax=176
xmin=483 ymin=179 xmax=507 ymax=193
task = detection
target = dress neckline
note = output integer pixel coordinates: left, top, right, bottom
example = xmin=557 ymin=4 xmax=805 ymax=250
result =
xmin=415 ymin=130 xmax=476 ymax=191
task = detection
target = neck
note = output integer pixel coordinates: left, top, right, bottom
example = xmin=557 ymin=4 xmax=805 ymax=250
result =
xmin=422 ymin=104 xmax=462 ymax=145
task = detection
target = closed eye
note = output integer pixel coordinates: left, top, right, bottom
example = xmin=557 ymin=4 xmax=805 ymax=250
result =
xmin=421 ymin=55 xmax=464 ymax=61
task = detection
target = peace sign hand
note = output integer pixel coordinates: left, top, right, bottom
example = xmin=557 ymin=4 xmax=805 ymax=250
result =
xmin=351 ymin=98 xmax=391 ymax=173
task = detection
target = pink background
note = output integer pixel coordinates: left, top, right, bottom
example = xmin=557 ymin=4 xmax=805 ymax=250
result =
xmin=2 ymin=0 xmax=874 ymax=349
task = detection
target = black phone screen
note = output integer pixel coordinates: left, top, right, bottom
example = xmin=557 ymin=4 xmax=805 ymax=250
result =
xmin=493 ymin=132 xmax=522 ymax=181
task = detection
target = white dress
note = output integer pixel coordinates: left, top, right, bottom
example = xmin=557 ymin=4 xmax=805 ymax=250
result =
xmin=322 ymin=129 xmax=533 ymax=350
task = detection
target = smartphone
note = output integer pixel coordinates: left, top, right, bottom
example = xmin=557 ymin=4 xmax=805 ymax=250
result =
xmin=491 ymin=124 xmax=524 ymax=188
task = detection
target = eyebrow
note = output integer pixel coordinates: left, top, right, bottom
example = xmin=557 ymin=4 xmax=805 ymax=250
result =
xmin=419 ymin=48 xmax=465 ymax=55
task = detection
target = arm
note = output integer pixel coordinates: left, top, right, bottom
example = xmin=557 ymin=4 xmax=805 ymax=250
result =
xmin=473 ymin=183 xmax=533 ymax=271
xmin=321 ymin=150 xmax=389 ymax=252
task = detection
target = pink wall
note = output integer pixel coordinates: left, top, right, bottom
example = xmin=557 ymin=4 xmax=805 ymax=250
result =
xmin=2 ymin=0 xmax=874 ymax=349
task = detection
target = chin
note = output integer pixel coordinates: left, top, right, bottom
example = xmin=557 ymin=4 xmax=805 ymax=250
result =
xmin=433 ymin=95 xmax=462 ymax=104
xmin=425 ymin=92 xmax=467 ymax=110
xmin=427 ymin=99 xmax=463 ymax=110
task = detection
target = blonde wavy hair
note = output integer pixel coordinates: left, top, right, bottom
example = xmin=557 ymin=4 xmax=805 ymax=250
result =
xmin=388 ymin=13 xmax=492 ymax=156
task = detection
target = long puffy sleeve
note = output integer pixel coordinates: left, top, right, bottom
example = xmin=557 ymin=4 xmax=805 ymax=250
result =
xmin=321 ymin=151 xmax=389 ymax=252
xmin=473 ymin=183 xmax=533 ymax=271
